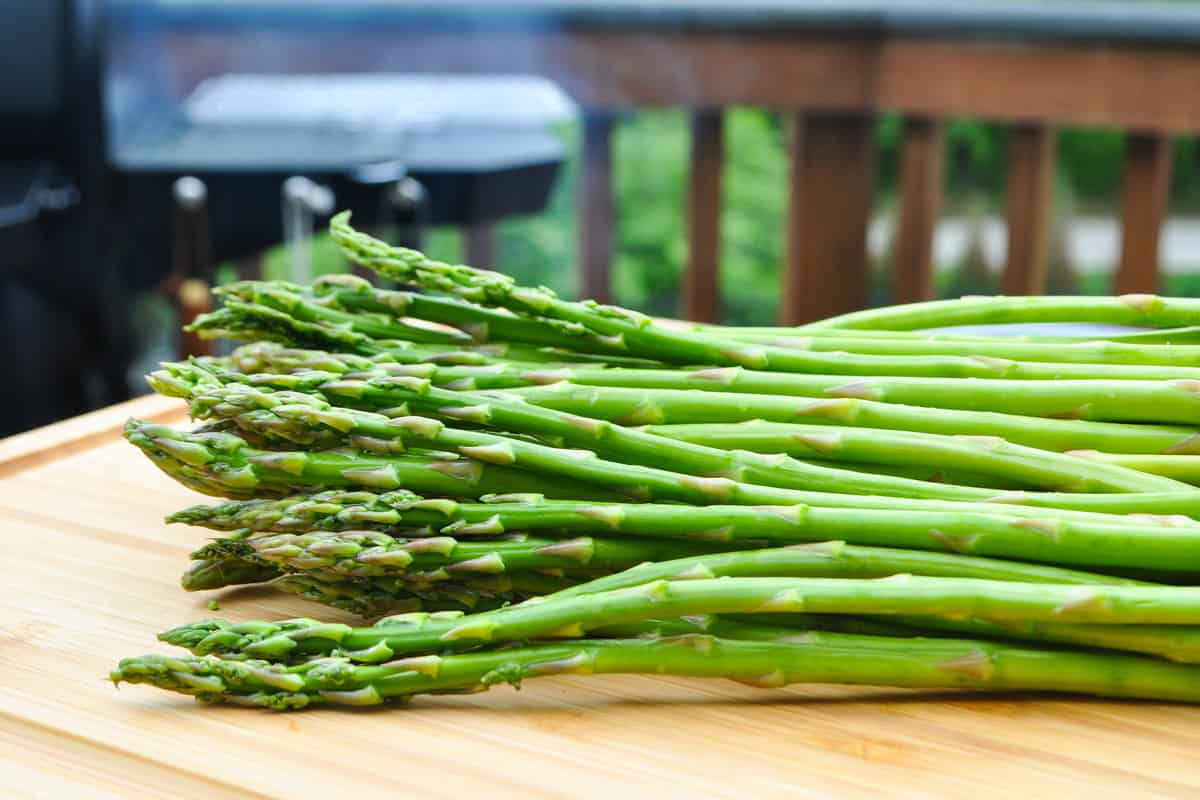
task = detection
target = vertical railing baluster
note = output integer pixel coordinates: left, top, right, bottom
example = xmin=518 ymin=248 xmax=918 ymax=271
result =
xmin=893 ymin=117 xmax=945 ymax=303
xmin=1002 ymin=124 xmax=1056 ymax=295
xmin=684 ymin=109 xmax=724 ymax=322
xmin=579 ymin=112 xmax=616 ymax=303
xmin=1116 ymin=132 xmax=1173 ymax=295
xmin=782 ymin=112 xmax=876 ymax=324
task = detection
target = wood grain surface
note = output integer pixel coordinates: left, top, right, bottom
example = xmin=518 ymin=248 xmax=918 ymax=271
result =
xmin=2 ymin=396 xmax=1199 ymax=798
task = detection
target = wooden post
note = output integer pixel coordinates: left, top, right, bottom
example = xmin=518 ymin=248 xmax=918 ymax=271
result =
xmin=177 ymin=279 xmax=213 ymax=359
xmin=235 ymin=255 xmax=262 ymax=281
xmin=892 ymin=117 xmax=944 ymax=303
xmin=579 ymin=112 xmax=616 ymax=303
xmin=782 ymin=112 xmax=876 ymax=325
xmin=684 ymin=110 xmax=724 ymax=322
xmin=1002 ymin=124 xmax=1056 ymax=295
xmin=465 ymin=223 xmax=499 ymax=270
xmin=169 ymin=176 xmax=214 ymax=357
xmin=1116 ymin=132 xmax=1173 ymax=295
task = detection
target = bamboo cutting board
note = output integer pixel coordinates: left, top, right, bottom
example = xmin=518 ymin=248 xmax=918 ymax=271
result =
xmin=2 ymin=396 xmax=1199 ymax=799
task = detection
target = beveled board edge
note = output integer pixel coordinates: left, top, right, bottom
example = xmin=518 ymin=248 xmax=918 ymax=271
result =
xmin=0 ymin=394 xmax=189 ymax=477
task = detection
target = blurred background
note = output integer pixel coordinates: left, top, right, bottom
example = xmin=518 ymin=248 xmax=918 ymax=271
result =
xmin=5 ymin=0 xmax=1200 ymax=436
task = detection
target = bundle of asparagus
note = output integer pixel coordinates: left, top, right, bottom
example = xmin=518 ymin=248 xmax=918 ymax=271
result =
xmin=113 ymin=213 xmax=1200 ymax=709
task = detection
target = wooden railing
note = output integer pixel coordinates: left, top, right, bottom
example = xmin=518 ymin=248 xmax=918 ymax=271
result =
xmin=148 ymin=9 xmax=1200 ymax=323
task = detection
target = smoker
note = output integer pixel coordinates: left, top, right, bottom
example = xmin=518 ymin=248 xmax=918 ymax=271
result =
xmin=1 ymin=0 xmax=570 ymax=436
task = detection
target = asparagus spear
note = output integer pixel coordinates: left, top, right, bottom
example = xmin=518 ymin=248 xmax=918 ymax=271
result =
xmin=228 ymin=341 xmax=656 ymax=377
xmin=160 ymin=397 xmax=1200 ymax=521
xmin=364 ymin=363 xmax=1200 ymax=426
xmin=115 ymin=627 xmax=1200 ymax=708
xmin=243 ymin=276 xmax=1200 ymax=367
xmin=268 ymin=571 xmax=575 ymax=617
xmin=180 ymin=558 xmax=282 ymax=591
xmin=500 ymin=383 xmax=1200 ymax=455
xmin=215 ymin=295 xmax=474 ymax=346
xmin=544 ymin=546 xmax=1200 ymax=663
xmin=719 ymin=331 xmax=1200 ymax=367
xmin=542 ymin=541 xmax=1143 ymax=596
xmin=161 ymin=363 xmax=1187 ymax=495
xmin=254 ymin=542 xmax=1200 ymax=664
xmin=330 ymin=215 xmax=1200 ymax=381
xmin=198 ymin=529 xmax=735 ymax=580
xmin=208 ymin=352 xmax=1200 ymax=455
xmin=224 ymin=276 xmax=627 ymax=355
xmin=124 ymin=419 xmax=621 ymax=501
xmin=794 ymin=460 xmax=1026 ymax=490
xmin=160 ymin=575 xmax=1200 ymax=664
xmin=169 ymin=489 xmax=1200 ymax=573
xmin=189 ymin=302 xmax=410 ymax=355
xmin=169 ymin=535 xmax=1200 ymax=664
xmin=217 ymin=281 xmax=474 ymax=345
xmin=220 ymin=343 xmax=1200 ymax=427
xmin=168 ymin=377 xmax=1200 ymax=519
xmin=1068 ymin=451 xmax=1200 ymax=485
xmin=142 ymin=409 xmax=1200 ymax=565
xmin=644 ymin=421 xmax=1183 ymax=492
xmin=803 ymin=294 xmax=1200 ymax=332
xmin=193 ymin=304 xmax=633 ymax=368
xmin=685 ymin=322 xmax=1200 ymax=345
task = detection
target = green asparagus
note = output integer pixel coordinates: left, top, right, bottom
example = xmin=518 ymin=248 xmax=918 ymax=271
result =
xmin=803 ymin=294 xmax=1200 ymax=332
xmin=501 ymin=383 xmax=1200 ymax=454
xmin=113 ymin=629 xmax=1200 ymax=708
xmin=161 ymin=575 xmax=1200 ymax=663
xmin=332 ymin=215 xmax=1200 ymax=380
xmin=169 ymin=489 xmax=1200 ymax=574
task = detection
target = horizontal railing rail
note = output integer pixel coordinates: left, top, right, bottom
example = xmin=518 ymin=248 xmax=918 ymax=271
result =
xmin=137 ymin=11 xmax=1200 ymax=323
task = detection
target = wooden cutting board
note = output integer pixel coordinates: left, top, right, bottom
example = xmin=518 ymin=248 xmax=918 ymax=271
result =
xmin=2 ymin=395 xmax=1198 ymax=799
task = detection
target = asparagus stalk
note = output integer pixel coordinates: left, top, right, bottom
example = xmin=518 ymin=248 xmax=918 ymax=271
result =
xmin=685 ymin=322 xmax=1200 ymax=345
xmin=221 ymin=342 xmax=1200 ymax=428
xmin=160 ymin=575 xmax=1200 ymax=664
xmin=169 ymin=490 xmax=1200 ymax=573
xmin=644 ymin=421 xmax=1183 ymax=492
xmin=200 ymin=351 xmax=1200 ymax=454
xmin=268 ymin=572 xmax=574 ymax=617
xmin=198 ymin=529 xmax=735 ymax=580
xmin=114 ymin=628 xmax=1200 ymax=708
xmin=331 ymin=215 xmax=1200 ymax=381
xmin=888 ymin=614 xmax=1200 ymax=665
xmin=248 ymin=276 xmax=1200 ymax=367
xmin=225 ymin=276 xmax=627 ymax=355
xmin=370 ymin=363 xmax=1200 ymax=426
xmin=542 ymin=541 xmax=1144 ymax=597
xmin=803 ymin=294 xmax=1200 ymax=332
xmin=500 ymin=383 xmax=1200 ymax=455
xmin=1068 ymin=451 xmax=1200 ymax=485
xmin=172 ymin=540 xmax=1200 ymax=663
xmin=802 ymin=460 xmax=1025 ymax=490
xmin=216 ymin=296 xmax=473 ymax=346
xmin=545 ymin=545 xmax=1200 ymax=664
xmin=189 ymin=302 xmax=415 ymax=355
xmin=194 ymin=305 xmax=634 ymax=368
xmin=180 ymin=558 xmax=282 ymax=591
xmin=217 ymin=280 xmax=475 ymax=345
xmin=228 ymin=341 xmax=655 ymax=376
xmin=168 ymin=377 xmax=1200 ymax=519
xmin=124 ymin=419 xmax=621 ymax=502
xmin=168 ymin=363 xmax=1186 ymax=497
xmin=724 ymin=332 xmax=1200 ymax=367
xmin=153 ymin=396 xmax=1200 ymax=520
